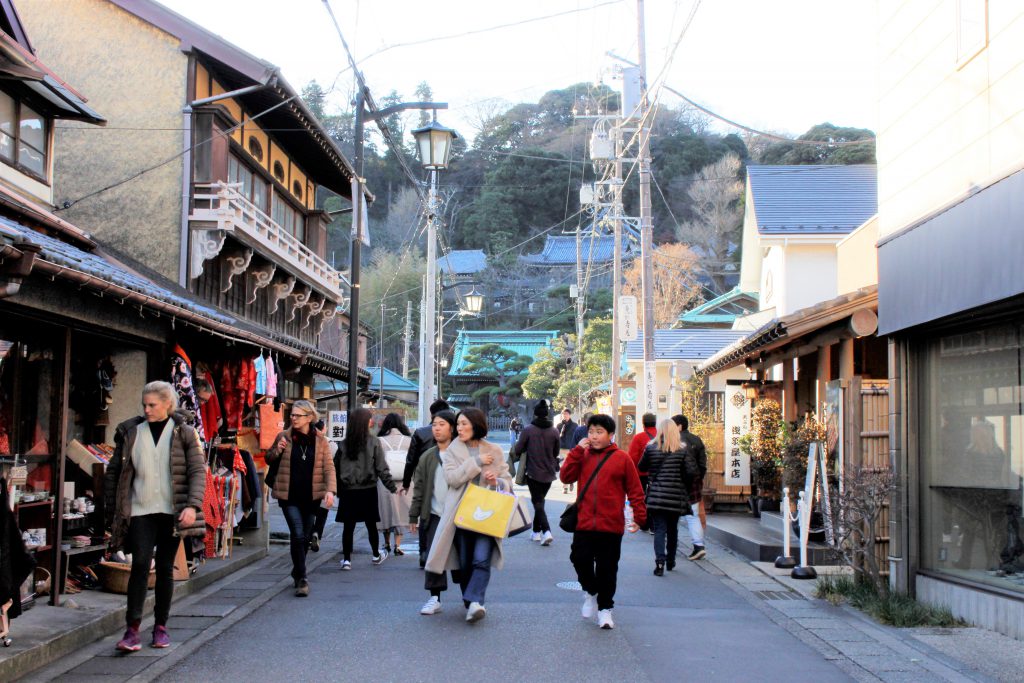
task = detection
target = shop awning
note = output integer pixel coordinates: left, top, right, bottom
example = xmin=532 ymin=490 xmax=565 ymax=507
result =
xmin=0 ymin=217 xmax=367 ymax=382
xmin=696 ymin=285 xmax=879 ymax=375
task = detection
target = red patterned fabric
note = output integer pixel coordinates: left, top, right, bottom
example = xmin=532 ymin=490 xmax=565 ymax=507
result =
xmin=202 ymin=469 xmax=224 ymax=556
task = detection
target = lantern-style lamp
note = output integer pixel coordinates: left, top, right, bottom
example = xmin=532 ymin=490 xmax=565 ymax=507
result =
xmin=463 ymin=287 xmax=484 ymax=314
xmin=412 ymin=119 xmax=458 ymax=170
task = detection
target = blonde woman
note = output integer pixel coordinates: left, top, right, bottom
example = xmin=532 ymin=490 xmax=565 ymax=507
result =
xmin=265 ymin=400 xmax=336 ymax=596
xmin=637 ymin=419 xmax=700 ymax=575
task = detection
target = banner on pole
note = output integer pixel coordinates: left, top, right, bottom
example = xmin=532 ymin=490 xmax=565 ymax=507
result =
xmin=327 ymin=411 xmax=348 ymax=442
xmin=724 ymin=382 xmax=751 ymax=486
xmin=618 ymin=296 xmax=638 ymax=341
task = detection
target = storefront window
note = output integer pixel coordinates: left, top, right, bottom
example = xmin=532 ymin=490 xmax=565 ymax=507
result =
xmin=919 ymin=323 xmax=1024 ymax=593
xmin=0 ymin=336 xmax=56 ymax=457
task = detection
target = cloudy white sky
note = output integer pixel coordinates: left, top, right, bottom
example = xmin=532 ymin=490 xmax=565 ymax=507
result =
xmin=160 ymin=0 xmax=879 ymax=144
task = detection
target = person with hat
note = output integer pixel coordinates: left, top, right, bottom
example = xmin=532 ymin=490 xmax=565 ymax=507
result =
xmin=511 ymin=400 xmax=560 ymax=545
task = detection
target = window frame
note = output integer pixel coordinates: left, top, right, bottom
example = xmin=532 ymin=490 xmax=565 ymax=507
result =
xmin=0 ymin=88 xmax=50 ymax=184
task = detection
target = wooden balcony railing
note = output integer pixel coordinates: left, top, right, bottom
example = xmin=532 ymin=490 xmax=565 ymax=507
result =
xmin=190 ymin=182 xmax=343 ymax=297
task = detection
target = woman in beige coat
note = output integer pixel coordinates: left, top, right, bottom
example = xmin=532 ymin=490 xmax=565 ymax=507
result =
xmin=424 ymin=407 xmax=512 ymax=623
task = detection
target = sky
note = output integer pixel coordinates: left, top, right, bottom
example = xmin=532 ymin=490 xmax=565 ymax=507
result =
xmin=159 ymin=0 xmax=879 ymax=145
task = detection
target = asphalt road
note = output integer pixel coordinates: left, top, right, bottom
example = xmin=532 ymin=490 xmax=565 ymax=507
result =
xmin=156 ymin=500 xmax=851 ymax=683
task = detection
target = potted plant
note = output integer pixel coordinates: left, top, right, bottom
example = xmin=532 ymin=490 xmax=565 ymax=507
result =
xmin=741 ymin=398 xmax=785 ymax=516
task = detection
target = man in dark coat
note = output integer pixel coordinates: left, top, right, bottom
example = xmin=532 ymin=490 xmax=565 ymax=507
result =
xmin=402 ymin=399 xmax=449 ymax=567
xmin=512 ymin=400 xmax=560 ymax=545
xmin=673 ymin=414 xmax=708 ymax=530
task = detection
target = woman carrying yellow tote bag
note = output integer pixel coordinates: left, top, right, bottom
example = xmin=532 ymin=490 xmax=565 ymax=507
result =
xmin=454 ymin=481 xmax=516 ymax=538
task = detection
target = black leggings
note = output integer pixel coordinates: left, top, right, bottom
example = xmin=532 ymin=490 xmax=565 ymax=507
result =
xmin=526 ymin=477 xmax=552 ymax=532
xmin=342 ymin=519 xmax=379 ymax=560
xmin=126 ymin=513 xmax=178 ymax=628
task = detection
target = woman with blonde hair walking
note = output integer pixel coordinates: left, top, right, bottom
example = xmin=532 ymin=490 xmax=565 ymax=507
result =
xmin=638 ymin=419 xmax=699 ymax=575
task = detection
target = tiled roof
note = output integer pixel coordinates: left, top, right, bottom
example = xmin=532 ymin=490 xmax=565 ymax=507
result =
xmin=520 ymin=234 xmax=637 ymax=265
xmin=365 ymin=367 xmax=419 ymax=393
xmin=625 ymin=328 xmax=750 ymax=361
xmin=440 ymin=249 xmax=487 ymax=275
xmin=448 ymin=330 xmax=558 ymax=377
xmin=677 ymin=287 xmax=759 ymax=326
xmin=747 ymin=165 xmax=877 ymax=235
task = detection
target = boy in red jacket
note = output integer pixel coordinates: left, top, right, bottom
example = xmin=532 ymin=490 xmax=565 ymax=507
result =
xmin=560 ymin=414 xmax=647 ymax=630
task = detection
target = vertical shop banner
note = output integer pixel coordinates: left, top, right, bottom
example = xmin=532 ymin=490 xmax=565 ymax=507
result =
xmin=595 ymin=395 xmax=613 ymax=417
xmin=328 ymin=411 xmax=347 ymax=442
xmin=724 ymin=383 xmax=751 ymax=486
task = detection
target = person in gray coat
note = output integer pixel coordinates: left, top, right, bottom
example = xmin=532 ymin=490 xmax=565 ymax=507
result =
xmin=638 ymin=419 xmax=699 ymax=575
xmin=512 ymin=400 xmax=560 ymax=545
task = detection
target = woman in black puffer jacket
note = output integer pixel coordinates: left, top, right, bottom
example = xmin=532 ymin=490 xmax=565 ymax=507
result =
xmin=638 ymin=419 xmax=700 ymax=576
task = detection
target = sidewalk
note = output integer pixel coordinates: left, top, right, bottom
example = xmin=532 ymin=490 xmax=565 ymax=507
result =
xmin=693 ymin=519 xmax=1019 ymax=682
xmin=0 ymin=528 xmax=268 ymax=682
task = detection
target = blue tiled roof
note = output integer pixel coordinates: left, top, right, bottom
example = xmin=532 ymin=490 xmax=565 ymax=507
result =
xmin=314 ymin=378 xmax=349 ymax=393
xmin=747 ymin=165 xmax=877 ymax=234
xmin=448 ymin=330 xmax=558 ymax=377
xmin=520 ymin=234 xmax=637 ymax=265
xmin=440 ymin=249 xmax=487 ymax=275
xmin=365 ymin=366 xmax=419 ymax=393
xmin=625 ymin=328 xmax=750 ymax=361
xmin=0 ymin=216 xmax=229 ymax=322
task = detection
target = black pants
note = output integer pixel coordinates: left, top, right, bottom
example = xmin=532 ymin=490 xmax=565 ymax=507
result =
xmin=570 ymin=530 xmax=623 ymax=611
xmin=281 ymin=502 xmax=317 ymax=581
xmin=342 ymin=520 xmax=379 ymax=560
xmin=422 ymin=514 xmax=460 ymax=596
xmin=313 ymin=506 xmax=329 ymax=540
xmin=126 ymin=513 xmax=178 ymax=628
xmin=651 ymin=511 xmax=680 ymax=563
xmin=526 ymin=477 xmax=552 ymax=532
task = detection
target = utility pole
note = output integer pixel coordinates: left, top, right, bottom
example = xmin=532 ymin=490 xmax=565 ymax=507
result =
xmin=575 ymin=221 xmax=585 ymax=415
xmin=611 ymin=126 xmax=624 ymax=417
xmin=636 ymin=0 xmax=657 ymax=417
xmin=401 ymin=300 xmax=413 ymax=379
xmin=422 ymin=169 xmax=439 ymax=415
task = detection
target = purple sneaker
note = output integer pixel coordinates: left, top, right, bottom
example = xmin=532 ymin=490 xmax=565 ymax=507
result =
xmin=151 ymin=625 xmax=170 ymax=649
xmin=116 ymin=626 xmax=142 ymax=652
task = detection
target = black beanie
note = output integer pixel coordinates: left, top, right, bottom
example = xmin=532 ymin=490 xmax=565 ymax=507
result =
xmin=533 ymin=400 xmax=549 ymax=418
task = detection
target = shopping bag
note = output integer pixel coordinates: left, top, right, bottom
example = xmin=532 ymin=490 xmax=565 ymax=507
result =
xmin=513 ymin=451 xmax=528 ymax=486
xmin=507 ymin=494 xmax=534 ymax=537
xmin=258 ymin=403 xmax=284 ymax=449
xmin=454 ymin=483 xmax=515 ymax=538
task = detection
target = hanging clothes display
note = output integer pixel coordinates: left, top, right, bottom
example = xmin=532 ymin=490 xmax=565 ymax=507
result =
xmin=195 ymin=363 xmax=223 ymax=441
xmin=170 ymin=345 xmax=206 ymax=442
xmin=264 ymin=354 xmax=278 ymax=399
xmin=254 ymin=353 xmax=267 ymax=396
xmin=202 ymin=469 xmax=224 ymax=558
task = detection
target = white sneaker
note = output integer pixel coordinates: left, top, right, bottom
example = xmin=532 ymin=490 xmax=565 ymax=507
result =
xmin=420 ymin=596 xmax=442 ymax=615
xmin=531 ymin=532 xmax=542 ymax=542
xmin=466 ymin=601 xmax=486 ymax=623
xmin=541 ymin=531 xmax=553 ymax=546
xmin=581 ymin=593 xmax=598 ymax=619
xmin=372 ymin=549 xmax=389 ymax=565
xmin=597 ymin=609 xmax=615 ymax=629
xmin=339 ymin=559 xmax=352 ymax=570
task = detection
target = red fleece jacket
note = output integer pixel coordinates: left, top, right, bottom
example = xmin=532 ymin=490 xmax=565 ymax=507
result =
xmin=560 ymin=443 xmax=647 ymax=533
xmin=627 ymin=426 xmax=657 ymax=475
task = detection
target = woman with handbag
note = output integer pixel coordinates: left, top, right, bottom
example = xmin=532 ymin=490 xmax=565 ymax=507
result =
xmin=637 ymin=419 xmax=699 ymax=576
xmin=408 ymin=409 xmax=458 ymax=615
xmin=424 ymin=407 xmax=512 ymax=623
xmin=335 ymin=408 xmax=397 ymax=569
xmin=376 ymin=413 xmax=412 ymax=556
xmin=511 ymin=400 xmax=560 ymax=545
xmin=264 ymin=400 xmax=336 ymax=597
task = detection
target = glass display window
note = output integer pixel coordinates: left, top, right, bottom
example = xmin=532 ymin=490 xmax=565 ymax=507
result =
xmin=918 ymin=322 xmax=1024 ymax=593
xmin=0 ymin=334 xmax=57 ymax=459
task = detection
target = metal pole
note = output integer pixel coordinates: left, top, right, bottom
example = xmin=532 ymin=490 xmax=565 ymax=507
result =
xmin=402 ymin=300 xmax=412 ymax=379
xmin=575 ymin=217 xmax=585 ymax=414
xmin=418 ymin=276 xmax=427 ymax=422
xmin=379 ymin=301 xmax=386 ymax=405
xmin=422 ymin=169 xmax=439 ymax=415
xmin=347 ymin=86 xmax=367 ymax=412
xmin=637 ymin=0 xmax=657 ymax=417
xmin=610 ymin=125 xmax=623 ymax=417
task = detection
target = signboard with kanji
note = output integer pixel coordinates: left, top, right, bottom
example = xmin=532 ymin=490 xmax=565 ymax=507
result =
xmin=724 ymin=384 xmax=751 ymax=486
xmin=327 ymin=410 xmax=347 ymax=442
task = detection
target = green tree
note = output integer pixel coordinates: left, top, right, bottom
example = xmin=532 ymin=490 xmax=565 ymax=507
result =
xmin=758 ymin=122 xmax=875 ymax=165
xmin=359 ymin=251 xmax=425 ymax=371
xmin=521 ymin=343 xmax=565 ymax=401
xmin=461 ymin=344 xmax=533 ymax=406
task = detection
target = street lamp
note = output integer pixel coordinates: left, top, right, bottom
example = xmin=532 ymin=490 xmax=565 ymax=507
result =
xmin=462 ymin=287 xmax=484 ymax=315
xmin=414 ymin=115 xmax=460 ymax=424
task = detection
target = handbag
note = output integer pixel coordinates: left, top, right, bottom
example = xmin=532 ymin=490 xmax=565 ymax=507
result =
xmin=559 ymin=451 xmax=613 ymax=533
xmin=454 ymin=481 xmax=516 ymax=538
xmin=513 ymin=449 xmax=528 ymax=486
xmin=507 ymin=493 xmax=534 ymax=537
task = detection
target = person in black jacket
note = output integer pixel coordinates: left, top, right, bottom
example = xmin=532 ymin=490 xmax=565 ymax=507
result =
xmin=512 ymin=400 xmax=560 ymax=545
xmin=402 ymin=399 xmax=449 ymax=568
xmin=638 ymin=419 xmax=700 ymax=575
xmin=673 ymin=413 xmax=708 ymax=538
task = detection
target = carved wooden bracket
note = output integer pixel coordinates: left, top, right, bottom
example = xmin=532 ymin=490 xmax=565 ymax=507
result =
xmin=286 ymin=283 xmax=312 ymax=323
xmin=219 ymin=247 xmax=253 ymax=293
xmin=245 ymin=261 xmax=276 ymax=305
xmin=300 ymin=294 xmax=326 ymax=330
xmin=316 ymin=304 xmax=340 ymax=335
xmin=189 ymin=229 xmax=227 ymax=279
xmin=268 ymin=273 xmax=296 ymax=315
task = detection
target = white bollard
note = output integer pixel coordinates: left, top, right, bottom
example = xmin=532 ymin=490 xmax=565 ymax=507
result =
xmin=775 ymin=486 xmax=796 ymax=568
xmin=791 ymin=489 xmax=817 ymax=579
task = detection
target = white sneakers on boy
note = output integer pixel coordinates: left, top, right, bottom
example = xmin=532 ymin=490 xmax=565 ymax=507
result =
xmin=531 ymin=532 xmax=542 ymax=542
xmin=466 ymin=601 xmax=486 ymax=622
xmin=541 ymin=531 xmax=553 ymax=546
xmin=420 ymin=596 xmax=442 ymax=615
xmin=581 ymin=593 xmax=598 ymax=619
xmin=597 ymin=609 xmax=615 ymax=629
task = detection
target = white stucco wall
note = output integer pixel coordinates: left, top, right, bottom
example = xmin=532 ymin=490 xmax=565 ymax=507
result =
xmin=738 ymin=181 xmax=762 ymax=295
xmin=877 ymin=2 xmax=1024 ymax=238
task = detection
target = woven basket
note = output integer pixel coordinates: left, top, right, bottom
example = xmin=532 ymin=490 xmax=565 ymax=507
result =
xmin=34 ymin=567 xmax=51 ymax=596
xmin=97 ymin=561 xmax=155 ymax=594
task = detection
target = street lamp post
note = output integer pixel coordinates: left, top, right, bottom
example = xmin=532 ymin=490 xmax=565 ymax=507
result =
xmin=346 ymin=94 xmax=448 ymax=413
xmin=434 ymin=285 xmax=485 ymax=407
xmin=411 ymin=117 xmax=459 ymax=423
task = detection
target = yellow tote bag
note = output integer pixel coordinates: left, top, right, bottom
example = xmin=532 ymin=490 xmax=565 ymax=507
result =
xmin=454 ymin=483 xmax=516 ymax=538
